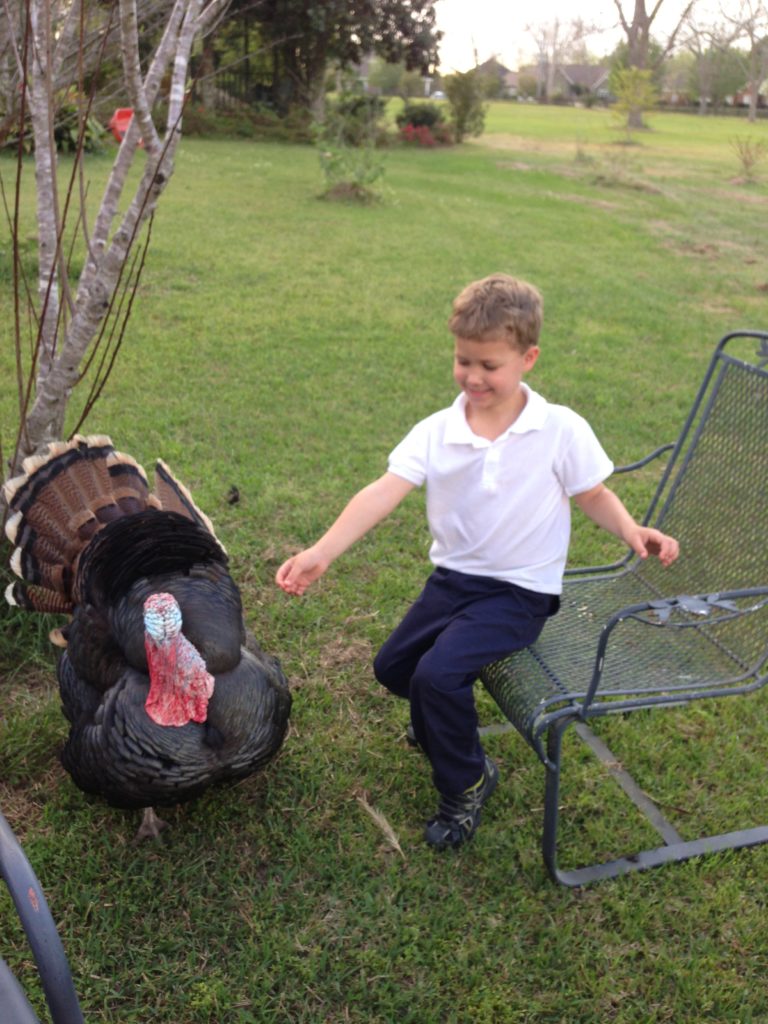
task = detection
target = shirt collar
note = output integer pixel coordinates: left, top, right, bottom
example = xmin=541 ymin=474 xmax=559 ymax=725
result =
xmin=444 ymin=383 xmax=548 ymax=447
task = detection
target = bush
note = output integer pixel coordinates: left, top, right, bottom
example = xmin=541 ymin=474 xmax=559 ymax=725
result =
xmin=395 ymin=101 xmax=445 ymax=130
xmin=325 ymin=94 xmax=389 ymax=147
xmin=315 ymin=90 xmax=388 ymax=202
xmin=399 ymin=122 xmax=453 ymax=147
xmin=444 ymin=69 xmax=487 ymax=143
xmin=180 ymin=104 xmax=314 ymax=143
xmin=3 ymin=88 xmax=106 ymax=153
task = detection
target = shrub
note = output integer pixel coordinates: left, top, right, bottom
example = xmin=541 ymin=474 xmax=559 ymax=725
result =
xmin=3 ymin=88 xmax=106 ymax=153
xmin=395 ymin=101 xmax=445 ymax=130
xmin=731 ymin=135 xmax=768 ymax=182
xmin=443 ymin=69 xmax=487 ymax=143
xmin=399 ymin=122 xmax=453 ymax=147
xmin=180 ymin=104 xmax=313 ymax=142
xmin=325 ymin=94 xmax=389 ymax=147
xmin=315 ymin=90 xmax=388 ymax=202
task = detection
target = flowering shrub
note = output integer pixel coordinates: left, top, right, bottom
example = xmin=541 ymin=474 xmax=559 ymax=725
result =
xmin=399 ymin=122 xmax=453 ymax=147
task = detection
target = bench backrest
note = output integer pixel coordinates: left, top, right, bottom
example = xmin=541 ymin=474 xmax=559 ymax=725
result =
xmin=631 ymin=331 xmax=768 ymax=670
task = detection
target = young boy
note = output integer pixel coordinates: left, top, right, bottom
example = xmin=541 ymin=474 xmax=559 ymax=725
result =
xmin=276 ymin=273 xmax=679 ymax=851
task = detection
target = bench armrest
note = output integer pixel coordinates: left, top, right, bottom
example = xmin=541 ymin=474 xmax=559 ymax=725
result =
xmin=565 ymin=443 xmax=676 ymax=578
xmin=612 ymin=442 xmax=675 ymax=475
xmin=583 ymin=587 xmax=768 ymax=708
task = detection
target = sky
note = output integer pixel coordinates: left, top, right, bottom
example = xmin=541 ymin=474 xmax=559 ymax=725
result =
xmin=432 ymin=0 xmax=724 ymax=73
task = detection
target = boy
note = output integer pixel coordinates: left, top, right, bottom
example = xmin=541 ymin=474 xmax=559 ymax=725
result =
xmin=276 ymin=274 xmax=679 ymax=851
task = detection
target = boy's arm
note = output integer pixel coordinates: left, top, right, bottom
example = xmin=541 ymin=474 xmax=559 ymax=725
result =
xmin=573 ymin=483 xmax=680 ymax=567
xmin=275 ymin=472 xmax=416 ymax=595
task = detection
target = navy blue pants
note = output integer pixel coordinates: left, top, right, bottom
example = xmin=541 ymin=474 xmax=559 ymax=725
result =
xmin=373 ymin=567 xmax=558 ymax=797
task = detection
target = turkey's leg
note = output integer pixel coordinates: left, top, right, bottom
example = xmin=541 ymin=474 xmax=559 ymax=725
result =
xmin=133 ymin=806 xmax=169 ymax=842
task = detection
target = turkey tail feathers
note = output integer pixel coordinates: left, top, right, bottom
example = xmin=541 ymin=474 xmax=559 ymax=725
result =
xmin=4 ymin=435 xmax=222 ymax=614
xmin=154 ymin=459 xmax=223 ymax=549
xmin=5 ymin=579 xmax=73 ymax=614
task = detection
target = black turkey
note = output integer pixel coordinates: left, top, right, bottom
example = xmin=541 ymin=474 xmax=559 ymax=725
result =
xmin=3 ymin=435 xmax=291 ymax=839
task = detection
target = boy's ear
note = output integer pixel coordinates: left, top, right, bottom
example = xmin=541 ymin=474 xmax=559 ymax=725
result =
xmin=523 ymin=346 xmax=540 ymax=371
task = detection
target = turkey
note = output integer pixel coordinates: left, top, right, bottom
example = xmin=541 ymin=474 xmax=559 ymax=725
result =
xmin=3 ymin=435 xmax=291 ymax=839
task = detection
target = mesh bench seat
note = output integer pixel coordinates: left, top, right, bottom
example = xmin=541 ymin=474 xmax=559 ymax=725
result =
xmin=480 ymin=331 xmax=768 ymax=886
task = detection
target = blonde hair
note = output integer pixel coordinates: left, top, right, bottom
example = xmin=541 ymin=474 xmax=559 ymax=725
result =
xmin=448 ymin=273 xmax=543 ymax=350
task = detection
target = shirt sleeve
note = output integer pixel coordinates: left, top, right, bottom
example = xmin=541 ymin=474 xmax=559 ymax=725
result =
xmin=387 ymin=418 xmax=431 ymax=487
xmin=555 ymin=410 xmax=614 ymax=497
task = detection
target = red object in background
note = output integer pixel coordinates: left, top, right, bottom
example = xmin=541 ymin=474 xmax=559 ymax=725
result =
xmin=108 ymin=108 xmax=143 ymax=146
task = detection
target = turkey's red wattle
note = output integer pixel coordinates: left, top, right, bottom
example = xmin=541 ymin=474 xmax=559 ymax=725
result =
xmin=144 ymin=632 xmax=214 ymax=726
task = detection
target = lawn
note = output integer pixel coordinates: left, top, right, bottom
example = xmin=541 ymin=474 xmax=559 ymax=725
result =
xmin=1 ymin=102 xmax=767 ymax=1023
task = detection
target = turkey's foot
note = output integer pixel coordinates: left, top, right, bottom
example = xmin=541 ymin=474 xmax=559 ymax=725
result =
xmin=49 ymin=627 xmax=68 ymax=647
xmin=133 ymin=806 xmax=169 ymax=843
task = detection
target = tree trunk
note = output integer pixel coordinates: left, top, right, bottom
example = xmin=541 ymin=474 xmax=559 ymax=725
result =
xmin=6 ymin=0 xmax=233 ymax=481
xmin=199 ymin=37 xmax=217 ymax=110
xmin=613 ymin=0 xmax=695 ymax=131
xmin=28 ymin=1 xmax=62 ymax=404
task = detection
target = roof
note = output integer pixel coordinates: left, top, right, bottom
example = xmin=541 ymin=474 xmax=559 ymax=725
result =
xmin=557 ymin=65 xmax=610 ymax=90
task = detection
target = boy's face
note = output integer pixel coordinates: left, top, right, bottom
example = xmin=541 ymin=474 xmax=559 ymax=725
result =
xmin=453 ymin=332 xmax=539 ymax=417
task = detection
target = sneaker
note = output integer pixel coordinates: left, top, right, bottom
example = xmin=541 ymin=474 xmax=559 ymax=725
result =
xmin=405 ymin=723 xmax=420 ymax=748
xmin=424 ymin=755 xmax=499 ymax=850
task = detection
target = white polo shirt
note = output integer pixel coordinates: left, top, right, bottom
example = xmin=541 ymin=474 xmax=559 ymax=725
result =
xmin=387 ymin=384 xmax=614 ymax=594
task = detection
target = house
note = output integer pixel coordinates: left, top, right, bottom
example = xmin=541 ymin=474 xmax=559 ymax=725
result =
xmin=730 ymin=81 xmax=768 ymax=108
xmin=552 ymin=65 xmax=610 ymax=101
xmin=516 ymin=62 xmax=609 ymax=103
xmin=476 ymin=57 xmax=519 ymax=99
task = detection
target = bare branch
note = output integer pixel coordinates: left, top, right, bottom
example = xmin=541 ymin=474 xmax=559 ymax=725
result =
xmin=612 ymin=0 xmax=633 ymax=36
xmin=119 ymin=1 xmax=162 ymax=154
xmin=5 ymin=0 xmax=234 ymax=473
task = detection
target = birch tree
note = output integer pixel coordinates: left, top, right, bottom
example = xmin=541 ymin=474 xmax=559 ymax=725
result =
xmin=2 ymin=0 xmax=231 ymax=484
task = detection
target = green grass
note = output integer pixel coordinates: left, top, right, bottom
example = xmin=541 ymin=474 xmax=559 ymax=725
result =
xmin=1 ymin=103 xmax=768 ymax=1023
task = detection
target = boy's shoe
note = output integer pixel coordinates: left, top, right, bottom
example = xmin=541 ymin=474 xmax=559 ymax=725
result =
xmin=424 ymin=755 xmax=499 ymax=850
xmin=405 ymin=723 xmax=420 ymax=748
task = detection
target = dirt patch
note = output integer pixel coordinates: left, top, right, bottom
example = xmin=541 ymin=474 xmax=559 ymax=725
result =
xmin=548 ymin=191 xmax=621 ymax=211
xmin=707 ymin=187 xmax=768 ymax=207
xmin=319 ymin=183 xmax=379 ymax=204
xmin=318 ymin=635 xmax=373 ymax=672
xmin=496 ymin=160 xmax=535 ymax=172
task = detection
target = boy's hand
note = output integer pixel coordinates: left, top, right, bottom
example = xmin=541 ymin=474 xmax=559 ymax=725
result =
xmin=574 ymin=485 xmax=680 ymax=568
xmin=275 ymin=547 xmax=329 ymax=596
xmin=627 ymin=527 xmax=679 ymax=567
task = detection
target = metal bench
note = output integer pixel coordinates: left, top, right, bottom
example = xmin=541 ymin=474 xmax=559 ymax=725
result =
xmin=0 ymin=809 xmax=84 ymax=1023
xmin=480 ymin=331 xmax=768 ymax=887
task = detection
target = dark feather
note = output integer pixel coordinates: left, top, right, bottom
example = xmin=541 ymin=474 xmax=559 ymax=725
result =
xmin=4 ymin=435 xmax=291 ymax=822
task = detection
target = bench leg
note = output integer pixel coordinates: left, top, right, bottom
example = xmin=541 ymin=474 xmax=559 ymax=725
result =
xmin=0 ymin=811 xmax=84 ymax=1023
xmin=540 ymin=715 xmax=768 ymax=887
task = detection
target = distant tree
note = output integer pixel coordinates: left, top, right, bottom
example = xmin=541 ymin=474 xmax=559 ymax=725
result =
xmin=253 ymin=0 xmax=440 ymax=118
xmin=711 ymin=46 xmax=753 ymax=107
xmin=681 ymin=14 xmax=740 ymax=112
xmin=723 ymin=0 xmax=768 ymax=122
xmin=526 ymin=17 xmax=598 ymax=101
xmin=366 ymin=58 xmax=405 ymax=96
xmin=662 ymin=50 xmax=696 ymax=105
xmin=611 ymin=66 xmax=659 ymax=140
xmin=444 ymin=68 xmax=486 ymax=142
xmin=611 ymin=0 xmax=696 ymax=127
xmin=610 ymin=39 xmax=666 ymax=91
